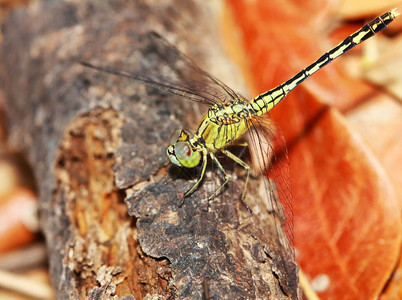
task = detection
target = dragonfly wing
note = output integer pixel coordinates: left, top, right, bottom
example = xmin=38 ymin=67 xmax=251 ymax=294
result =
xmin=81 ymin=32 xmax=247 ymax=106
xmin=146 ymin=32 xmax=243 ymax=103
xmin=80 ymin=61 xmax=218 ymax=105
xmin=246 ymin=113 xmax=297 ymax=297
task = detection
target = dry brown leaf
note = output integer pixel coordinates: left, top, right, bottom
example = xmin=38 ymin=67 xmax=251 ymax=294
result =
xmin=226 ymin=0 xmax=402 ymax=298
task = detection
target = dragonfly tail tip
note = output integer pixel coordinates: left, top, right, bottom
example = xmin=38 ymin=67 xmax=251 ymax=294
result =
xmin=391 ymin=8 xmax=400 ymax=19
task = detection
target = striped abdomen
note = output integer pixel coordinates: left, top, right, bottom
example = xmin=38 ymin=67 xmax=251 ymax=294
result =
xmin=248 ymin=9 xmax=398 ymax=117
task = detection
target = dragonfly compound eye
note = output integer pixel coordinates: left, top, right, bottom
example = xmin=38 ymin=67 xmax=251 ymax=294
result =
xmin=169 ymin=129 xmax=183 ymax=144
xmin=174 ymin=142 xmax=201 ymax=168
xmin=169 ymin=129 xmax=193 ymax=144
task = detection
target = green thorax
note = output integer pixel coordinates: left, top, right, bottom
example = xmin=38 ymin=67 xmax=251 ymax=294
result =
xmin=193 ymin=101 xmax=252 ymax=151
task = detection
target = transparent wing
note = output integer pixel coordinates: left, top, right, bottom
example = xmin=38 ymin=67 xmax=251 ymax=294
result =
xmin=80 ymin=61 xmax=219 ymax=105
xmin=246 ymin=114 xmax=297 ymax=296
xmin=81 ymin=31 xmax=244 ymax=106
xmin=146 ymin=32 xmax=242 ymax=103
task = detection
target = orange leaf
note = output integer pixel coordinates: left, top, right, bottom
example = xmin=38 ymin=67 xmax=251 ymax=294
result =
xmin=0 ymin=189 xmax=38 ymax=254
xmin=226 ymin=0 xmax=402 ymax=299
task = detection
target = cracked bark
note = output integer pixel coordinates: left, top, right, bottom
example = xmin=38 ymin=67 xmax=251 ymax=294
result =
xmin=0 ymin=0 xmax=299 ymax=299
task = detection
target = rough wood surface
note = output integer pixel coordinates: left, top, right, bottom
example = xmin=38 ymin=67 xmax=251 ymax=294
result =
xmin=0 ymin=0 xmax=298 ymax=299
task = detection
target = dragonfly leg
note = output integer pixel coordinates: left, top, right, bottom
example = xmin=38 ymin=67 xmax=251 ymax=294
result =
xmin=208 ymin=152 xmax=229 ymax=200
xmin=231 ymin=141 xmax=248 ymax=147
xmin=231 ymin=141 xmax=249 ymax=163
xmin=221 ymin=149 xmax=250 ymax=200
xmin=183 ymin=149 xmax=208 ymax=199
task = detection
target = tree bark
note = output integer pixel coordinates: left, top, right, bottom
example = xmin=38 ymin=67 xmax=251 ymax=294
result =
xmin=0 ymin=0 xmax=298 ymax=299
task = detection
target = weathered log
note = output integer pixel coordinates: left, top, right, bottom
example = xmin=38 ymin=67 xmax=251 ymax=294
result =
xmin=0 ymin=0 xmax=298 ymax=299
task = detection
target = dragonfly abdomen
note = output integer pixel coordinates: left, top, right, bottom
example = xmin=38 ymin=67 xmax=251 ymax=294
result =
xmin=249 ymin=89 xmax=286 ymax=117
xmin=248 ymin=9 xmax=399 ymax=117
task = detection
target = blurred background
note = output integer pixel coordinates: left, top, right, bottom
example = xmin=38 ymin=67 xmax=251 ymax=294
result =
xmin=0 ymin=0 xmax=401 ymax=299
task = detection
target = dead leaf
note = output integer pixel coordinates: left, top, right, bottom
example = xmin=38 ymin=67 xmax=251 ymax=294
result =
xmin=226 ymin=0 xmax=402 ymax=299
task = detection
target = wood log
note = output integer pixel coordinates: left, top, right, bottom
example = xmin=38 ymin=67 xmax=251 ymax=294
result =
xmin=0 ymin=0 xmax=299 ymax=299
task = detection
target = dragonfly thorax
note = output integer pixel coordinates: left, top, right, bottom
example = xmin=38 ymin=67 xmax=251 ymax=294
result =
xmin=166 ymin=129 xmax=201 ymax=168
xmin=209 ymin=102 xmax=251 ymax=125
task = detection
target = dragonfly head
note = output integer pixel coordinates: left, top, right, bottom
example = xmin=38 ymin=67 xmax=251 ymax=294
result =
xmin=166 ymin=129 xmax=201 ymax=168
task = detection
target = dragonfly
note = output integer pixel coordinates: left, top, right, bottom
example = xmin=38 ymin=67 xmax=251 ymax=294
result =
xmin=81 ymin=9 xmax=398 ymax=299
xmin=81 ymin=9 xmax=398 ymax=204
